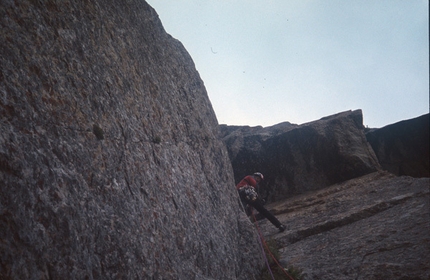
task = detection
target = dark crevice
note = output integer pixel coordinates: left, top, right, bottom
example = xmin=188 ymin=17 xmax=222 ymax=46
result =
xmin=281 ymin=191 xmax=427 ymax=245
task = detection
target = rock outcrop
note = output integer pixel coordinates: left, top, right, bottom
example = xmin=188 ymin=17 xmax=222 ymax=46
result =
xmin=0 ymin=1 xmax=261 ymax=279
xmin=366 ymin=113 xmax=429 ymax=178
xmin=259 ymin=172 xmax=430 ymax=280
xmin=220 ymin=110 xmax=381 ymax=203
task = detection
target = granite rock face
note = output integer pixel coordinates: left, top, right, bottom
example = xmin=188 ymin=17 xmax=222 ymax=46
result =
xmin=0 ymin=1 xmax=261 ymax=279
xmin=259 ymin=172 xmax=430 ymax=280
xmin=366 ymin=113 xmax=429 ymax=178
xmin=221 ymin=110 xmax=380 ymax=203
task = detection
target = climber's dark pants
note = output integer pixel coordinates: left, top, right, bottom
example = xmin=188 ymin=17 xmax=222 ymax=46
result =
xmin=247 ymin=199 xmax=282 ymax=228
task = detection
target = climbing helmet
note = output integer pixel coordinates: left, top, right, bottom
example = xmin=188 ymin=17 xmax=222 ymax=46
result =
xmin=253 ymin=172 xmax=264 ymax=180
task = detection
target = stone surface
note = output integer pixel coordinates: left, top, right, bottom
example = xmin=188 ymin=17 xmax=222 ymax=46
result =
xmin=221 ymin=110 xmax=381 ymax=203
xmin=366 ymin=113 xmax=429 ymax=178
xmin=257 ymin=172 xmax=430 ymax=280
xmin=0 ymin=1 xmax=262 ymax=279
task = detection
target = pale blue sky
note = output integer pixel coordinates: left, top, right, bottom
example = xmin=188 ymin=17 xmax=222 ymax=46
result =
xmin=146 ymin=0 xmax=429 ymax=128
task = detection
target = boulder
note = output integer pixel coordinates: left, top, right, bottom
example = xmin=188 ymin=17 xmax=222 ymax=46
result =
xmin=258 ymin=172 xmax=430 ymax=280
xmin=221 ymin=110 xmax=381 ymax=203
xmin=0 ymin=1 xmax=261 ymax=279
xmin=366 ymin=113 xmax=429 ymax=178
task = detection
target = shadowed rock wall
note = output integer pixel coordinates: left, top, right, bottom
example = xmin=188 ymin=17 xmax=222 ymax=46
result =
xmin=0 ymin=1 xmax=261 ymax=279
xmin=366 ymin=113 xmax=429 ymax=178
xmin=221 ymin=110 xmax=380 ymax=203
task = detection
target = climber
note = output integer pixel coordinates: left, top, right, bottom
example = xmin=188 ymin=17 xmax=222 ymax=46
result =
xmin=237 ymin=172 xmax=286 ymax=232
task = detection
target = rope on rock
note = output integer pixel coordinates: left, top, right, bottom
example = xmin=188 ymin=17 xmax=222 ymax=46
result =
xmin=255 ymin=222 xmax=275 ymax=280
xmin=252 ymin=213 xmax=295 ymax=280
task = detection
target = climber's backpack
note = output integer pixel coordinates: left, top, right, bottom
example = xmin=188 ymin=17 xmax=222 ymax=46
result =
xmin=238 ymin=185 xmax=258 ymax=202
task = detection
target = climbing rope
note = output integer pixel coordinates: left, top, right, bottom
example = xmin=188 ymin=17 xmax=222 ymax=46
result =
xmin=252 ymin=213 xmax=295 ymax=280
xmin=255 ymin=223 xmax=275 ymax=280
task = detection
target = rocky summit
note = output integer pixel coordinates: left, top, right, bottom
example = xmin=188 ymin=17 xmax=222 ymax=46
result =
xmin=221 ymin=110 xmax=381 ymax=203
xmin=1 ymin=1 xmax=262 ymax=279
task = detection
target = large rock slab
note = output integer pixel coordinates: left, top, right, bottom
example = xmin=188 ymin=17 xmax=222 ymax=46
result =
xmin=221 ymin=110 xmax=381 ymax=203
xmin=366 ymin=113 xmax=429 ymax=178
xmin=258 ymin=172 xmax=429 ymax=279
xmin=0 ymin=1 xmax=261 ymax=279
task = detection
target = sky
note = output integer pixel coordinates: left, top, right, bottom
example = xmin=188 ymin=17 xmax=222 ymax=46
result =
xmin=146 ymin=0 xmax=429 ymax=128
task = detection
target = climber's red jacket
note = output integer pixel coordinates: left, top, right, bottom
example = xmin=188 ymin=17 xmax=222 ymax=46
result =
xmin=236 ymin=175 xmax=257 ymax=190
